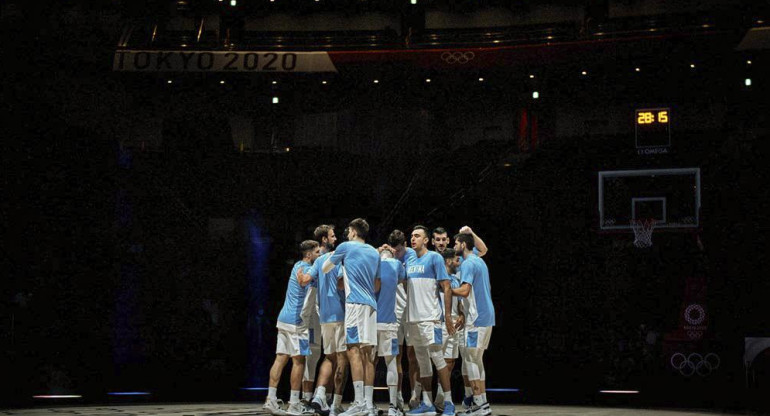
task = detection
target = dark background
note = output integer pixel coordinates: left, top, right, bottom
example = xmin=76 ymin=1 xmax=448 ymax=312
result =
xmin=2 ymin=0 xmax=770 ymax=411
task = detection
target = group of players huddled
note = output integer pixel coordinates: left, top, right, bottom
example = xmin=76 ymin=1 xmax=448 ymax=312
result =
xmin=262 ymin=218 xmax=495 ymax=416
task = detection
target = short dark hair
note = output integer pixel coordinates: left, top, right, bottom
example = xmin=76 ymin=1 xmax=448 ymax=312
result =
xmin=454 ymin=233 xmax=475 ymax=250
xmin=388 ymin=229 xmax=406 ymax=247
xmin=348 ymin=218 xmax=369 ymax=239
xmin=300 ymin=240 xmax=319 ymax=255
xmin=441 ymin=247 xmax=457 ymax=260
xmin=413 ymin=225 xmax=430 ymax=238
xmin=432 ymin=227 xmax=448 ymax=237
xmin=313 ymin=224 xmax=334 ymax=244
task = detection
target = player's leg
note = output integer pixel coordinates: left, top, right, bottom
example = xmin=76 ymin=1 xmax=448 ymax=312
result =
xmin=341 ymin=304 xmax=368 ymax=416
xmin=287 ymin=354 xmax=310 ymax=415
xmin=303 ymin=344 xmax=321 ymax=403
xmin=331 ymin=351 xmax=349 ymax=416
xmin=362 ymin=345 xmax=376 ymax=414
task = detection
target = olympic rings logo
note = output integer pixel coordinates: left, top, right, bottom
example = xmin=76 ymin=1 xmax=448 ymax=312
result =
xmin=684 ymin=304 xmax=706 ymax=325
xmin=670 ymin=352 xmax=720 ymax=377
xmin=441 ymin=51 xmax=476 ymax=64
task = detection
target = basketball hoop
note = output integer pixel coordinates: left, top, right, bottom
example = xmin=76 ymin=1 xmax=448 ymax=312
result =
xmin=631 ymin=219 xmax=657 ymax=248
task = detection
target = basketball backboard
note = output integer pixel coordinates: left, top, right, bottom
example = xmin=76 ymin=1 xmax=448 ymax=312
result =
xmin=598 ymin=168 xmax=701 ymax=231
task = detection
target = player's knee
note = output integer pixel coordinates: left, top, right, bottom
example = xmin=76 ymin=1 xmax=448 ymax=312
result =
xmin=415 ymin=347 xmax=433 ymax=377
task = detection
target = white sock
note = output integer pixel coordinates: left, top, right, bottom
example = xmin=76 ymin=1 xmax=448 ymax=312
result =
xmin=481 ymin=393 xmax=487 ymax=403
xmin=473 ymin=395 xmax=483 ymax=406
xmin=314 ymin=386 xmax=327 ymax=400
xmin=464 ymin=387 xmax=472 ymax=398
xmin=422 ymin=391 xmax=433 ymax=406
xmin=290 ymin=390 xmax=300 ymax=404
xmin=333 ymin=394 xmax=343 ymax=407
xmin=303 ymin=391 xmax=313 ymax=401
xmin=388 ymin=386 xmax=398 ymax=406
xmin=353 ymin=381 xmax=364 ymax=404
xmin=365 ymin=385 xmax=374 ymax=408
xmin=268 ymin=387 xmax=278 ymax=400
xmin=435 ymin=385 xmax=444 ymax=403
xmin=412 ymin=382 xmax=422 ymax=399
xmin=442 ymin=387 xmax=452 ymax=404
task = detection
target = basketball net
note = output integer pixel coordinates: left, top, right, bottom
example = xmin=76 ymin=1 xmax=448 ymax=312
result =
xmin=631 ymin=219 xmax=657 ymax=248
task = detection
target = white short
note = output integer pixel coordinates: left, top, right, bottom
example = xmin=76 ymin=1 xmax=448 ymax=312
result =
xmin=377 ymin=326 xmax=400 ymax=357
xmin=276 ymin=327 xmax=310 ymax=357
xmin=345 ymin=303 xmax=377 ymax=346
xmin=442 ymin=325 xmax=460 ymax=359
xmin=406 ymin=321 xmax=442 ymax=347
xmin=321 ymin=322 xmax=347 ymax=354
xmin=462 ymin=325 xmax=492 ymax=350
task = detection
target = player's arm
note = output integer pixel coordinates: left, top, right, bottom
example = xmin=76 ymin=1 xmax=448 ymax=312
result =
xmin=322 ymin=255 xmax=336 ymax=274
xmin=435 ymin=254 xmax=455 ymax=334
xmin=324 ymin=244 xmax=346 ymax=273
xmin=440 ymin=279 xmax=455 ymax=334
xmin=453 ymin=282 xmax=471 ymax=298
xmin=297 ymin=266 xmax=313 ymax=287
xmin=460 ymin=225 xmax=488 ymax=257
xmin=374 ymin=259 xmax=382 ymax=293
xmin=455 ymin=301 xmax=465 ymax=330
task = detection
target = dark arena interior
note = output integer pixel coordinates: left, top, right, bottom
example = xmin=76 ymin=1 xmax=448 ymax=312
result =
xmin=2 ymin=0 xmax=770 ymax=415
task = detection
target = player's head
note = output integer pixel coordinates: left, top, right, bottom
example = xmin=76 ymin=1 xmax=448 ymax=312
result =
xmin=387 ymin=229 xmax=406 ymax=257
xmin=453 ymin=233 xmax=475 ymax=254
xmin=313 ymin=224 xmax=336 ymax=251
xmin=347 ymin=218 xmax=369 ymax=241
xmin=432 ymin=226 xmax=449 ymax=253
xmin=441 ymin=247 xmax=460 ymax=274
xmin=380 ymin=249 xmax=394 ymax=260
xmin=300 ymin=240 xmax=321 ymax=262
xmin=411 ymin=225 xmax=430 ymax=251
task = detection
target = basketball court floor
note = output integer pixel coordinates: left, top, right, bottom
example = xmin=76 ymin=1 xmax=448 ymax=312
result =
xmin=0 ymin=403 xmax=748 ymax=416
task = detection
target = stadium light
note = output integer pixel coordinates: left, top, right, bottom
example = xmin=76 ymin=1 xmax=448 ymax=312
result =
xmin=581 ymin=70 xmax=587 ymax=76
xmin=745 ymin=78 xmax=752 ymax=86
xmin=529 ymin=74 xmax=534 ymax=79
xmin=272 ymin=97 xmax=279 ymax=104
xmin=425 ymin=78 xmax=431 ymax=83
xmin=635 ymin=67 xmax=640 ymax=72
xmin=272 ymin=81 xmax=277 ymax=85
xmin=532 ymin=91 xmax=539 ymax=99
xmin=747 ymin=60 xmax=752 ymax=65
xmin=478 ymin=77 xmax=484 ymax=82
xmin=410 ymin=0 xmax=417 ymax=4
xmin=230 ymin=0 xmax=236 ymax=5
xmin=373 ymin=80 xmax=379 ymax=84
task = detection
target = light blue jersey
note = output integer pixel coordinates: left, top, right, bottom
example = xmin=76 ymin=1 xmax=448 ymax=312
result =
xmin=459 ymin=254 xmax=495 ymax=327
xmin=377 ymin=258 xmax=405 ymax=325
xmin=277 ymin=260 xmax=313 ymax=327
xmin=405 ymin=250 xmax=449 ymax=322
xmin=328 ymin=241 xmax=379 ymax=309
xmin=309 ymin=252 xmax=345 ymax=324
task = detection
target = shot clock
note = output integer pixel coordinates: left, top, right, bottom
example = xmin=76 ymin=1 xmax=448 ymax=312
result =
xmin=635 ymin=108 xmax=671 ymax=150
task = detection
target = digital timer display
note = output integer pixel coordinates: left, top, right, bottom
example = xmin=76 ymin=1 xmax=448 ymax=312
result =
xmin=635 ymin=107 xmax=671 ymax=149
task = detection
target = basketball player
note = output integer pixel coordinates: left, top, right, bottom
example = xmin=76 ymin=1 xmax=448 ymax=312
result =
xmin=451 ymin=234 xmax=495 ymax=416
xmin=299 ymin=225 xmax=349 ymax=416
xmin=374 ymin=249 xmax=407 ymax=416
xmin=322 ymin=219 xmax=381 ymax=416
xmin=263 ymin=241 xmax=321 ymax=416
xmin=404 ymin=226 xmax=455 ymax=416
xmin=434 ymin=248 xmax=464 ymax=411
xmin=380 ymin=230 xmax=417 ymax=410
xmin=432 ymin=226 xmax=487 ymax=410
